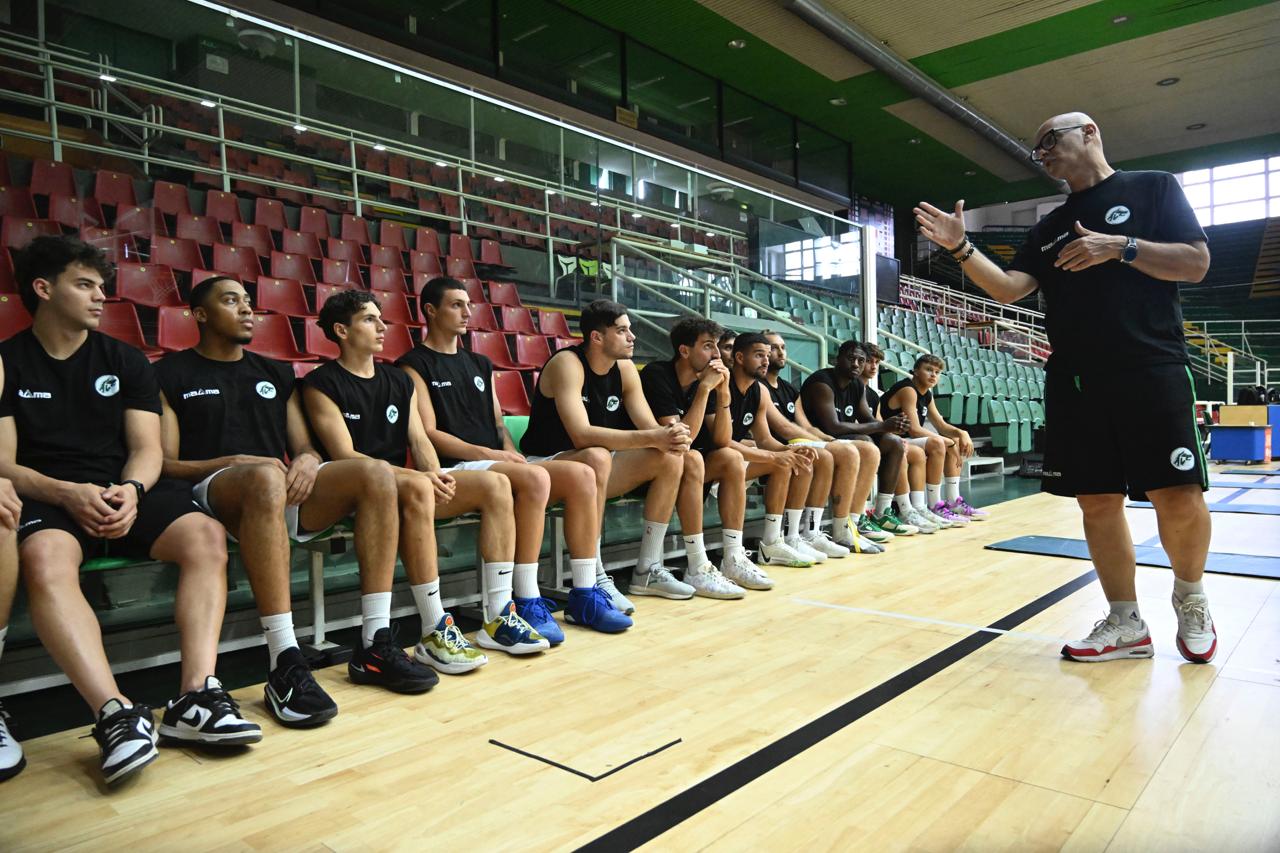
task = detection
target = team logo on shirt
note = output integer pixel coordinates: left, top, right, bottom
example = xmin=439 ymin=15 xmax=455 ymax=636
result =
xmin=787 ymin=402 xmax=795 ymax=414
xmin=742 ymin=412 xmax=754 ymax=426
xmin=94 ymin=375 xmax=120 ymax=397
xmin=605 ymin=395 xmax=620 ymax=412
xmin=843 ymin=404 xmax=855 ymax=417
xmin=1105 ymin=205 xmax=1131 ymax=225
xmin=255 ymin=381 xmax=277 ymax=399
xmin=1170 ymin=447 xmax=1196 ymax=471
xmin=386 ymin=405 xmax=400 ymax=424
xmin=18 ymin=389 xmax=51 ymax=399
xmin=474 ymin=376 xmax=486 ymax=392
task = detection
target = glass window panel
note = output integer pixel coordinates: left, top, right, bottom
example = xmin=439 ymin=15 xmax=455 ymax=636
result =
xmin=1271 ymin=197 xmax=1280 ymax=218
xmin=1271 ymin=156 xmax=1280 ymax=171
xmin=1193 ymin=207 xmax=1212 ymax=227
xmin=499 ymin=0 xmax=619 ymax=116
xmin=634 ymin=154 xmax=692 ymax=214
xmin=723 ymin=87 xmax=794 ymax=179
xmin=1269 ymin=171 xmax=1280 ymax=199
xmin=473 ymin=101 xmax=561 ymax=182
xmin=1181 ymin=169 xmax=1211 ymax=185
xmin=797 ymin=121 xmax=849 ymax=201
xmin=1212 ymin=159 xmax=1266 ymax=180
xmin=1212 ymin=174 xmax=1266 ymax=205
xmin=625 ymin=40 xmax=718 ymax=156
xmin=1212 ymin=199 xmax=1266 ymax=225
xmin=1180 ymin=183 xmax=1211 ymax=209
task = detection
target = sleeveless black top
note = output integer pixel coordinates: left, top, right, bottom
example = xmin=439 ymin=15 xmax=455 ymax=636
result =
xmin=523 ymin=344 xmax=627 ymax=456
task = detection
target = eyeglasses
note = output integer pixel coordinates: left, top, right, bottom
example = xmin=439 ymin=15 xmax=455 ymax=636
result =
xmin=1028 ymin=124 xmax=1087 ymax=163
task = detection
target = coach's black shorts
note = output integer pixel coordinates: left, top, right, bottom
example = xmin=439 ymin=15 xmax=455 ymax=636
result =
xmin=1041 ymin=361 xmax=1208 ymax=501
xmin=16 ymin=479 xmax=205 ymax=561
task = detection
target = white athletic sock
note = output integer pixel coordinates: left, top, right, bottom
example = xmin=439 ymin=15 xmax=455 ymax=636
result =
xmin=360 ymin=592 xmax=392 ymax=648
xmin=683 ymin=533 xmax=709 ymax=570
xmin=943 ymin=476 xmax=961 ymax=503
xmin=763 ymin=513 xmax=783 ymax=545
xmin=832 ymin=515 xmax=851 ymax=541
xmin=595 ymin=538 xmax=607 ymax=583
xmin=894 ymin=493 xmax=913 ymax=515
xmin=806 ymin=507 xmax=824 ymax=537
xmin=910 ymin=491 xmax=926 ymax=511
xmin=260 ymin=612 xmax=296 ymax=670
xmin=875 ymin=492 xmax=893 ymax=515
xmin=722 ymin=529 xmax=744 ymax=558
xmin=513 ymin=562 xmax=540 ymax=600
xmin=1173 ymin=577 xmax=1205 ymax=601
xmin=637 ymin=520 xmax=668 ymax=571
xmin=1109 ymin=600 xmax=1142 ymax=628
xmin=411 ymin=580 xmax=446 ymax=632
xmin=484 ymin=561 xmax=515 ymax=620
xmin=784 ymin=508 xmax=804 ymax=543
xmin=0 ymin=623 xmax=7 ymax=663
xmin=570 ymin=557 xmax=597 ymax=590
xmin=926 ymin=483 xmax=941 ymax=507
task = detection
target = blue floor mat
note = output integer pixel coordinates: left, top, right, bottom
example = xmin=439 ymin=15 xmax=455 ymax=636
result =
xmin=1130 ymin=500 xmax=1280 ymax=515
xmin=1209 ymin=480 xmax=1280 ymax=490
xmin=985 ymin=535 xmax=1280 ymax=580
xmin=1220 ymin=468 xmax=1280 ymax=476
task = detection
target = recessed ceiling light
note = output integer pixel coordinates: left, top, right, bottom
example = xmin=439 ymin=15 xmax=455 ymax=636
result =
xmin=1112 ymin=14 xmax=1129 ymax=24
xmin=545 ymin=189 xmax=556 ymax=195
xmin=706 ymin=231 xmax=715 ymax=237
xmin=828 ymin=97 xmax=848 ymax=107
xmin=293 ymin=123 xmax=307 ymax=132
xmin=631 ymin=212 xmax=641 ymax=219
xmin=908 ymin=137 xmax=921 ymax=145
xmin=493 ymin=176 xmax=505 ymax=182
xmin=373 ymin=143 xmax=386 ymax=151
xmin=1186 ymin=122 xmax=1207 ymax=130
xmin=199 ymin=99 xmax=216 ymax=108
xmin=727 ymin=39 xmax=747 ymax=50
xmin=99 ymin=73 xmax=117 ymax=82
xmin=670 ymin=223 xmax=680 ymax=228
xmin=435 ymin=161 xmax=448 ymax=168
xmin=1157 ymin=77 xmax=1180 ymax=86
xmin=590 ymin=201 xmax=599 ymax=207
xmin=964 ymin=170 xmax=977 ymax=176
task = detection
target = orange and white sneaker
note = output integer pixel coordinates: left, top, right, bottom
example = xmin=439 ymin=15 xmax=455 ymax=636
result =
xmin=1173 ymin=593 xmax=1217 ymax=663
xmin=1061 ymin=613 xmax=1154 ymax=662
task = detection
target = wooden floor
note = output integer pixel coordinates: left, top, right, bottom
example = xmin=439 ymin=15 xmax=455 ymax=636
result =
xmin=3 ymin=483 xmax=1279 ymax=852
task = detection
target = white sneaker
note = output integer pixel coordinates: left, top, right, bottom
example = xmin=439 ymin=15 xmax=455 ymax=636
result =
xmin=902 ymin=507 xmax=938 ymax=534
xmin=596 ymin=566 xmax=635 ymax=614
xmin=921 ymin=506 xmax=954 ymax=529
xmin=629 ymin=565 xmax=695 ymax=600
xmin=832 ymin=517 xmax=884 ymax=554
xmin=803 ymin=530 xmax=851 ymax=558
xmin=758 ymin=539 xmax=815 ymax=568
xmin=0 ymin=700 xmax=24 ymax=783
xmin=1173 ymin=593 xmax=1217 ymax=663
xmin=787 ymin=537 xmax=828 ymax=564
xmin=1061 ymin=613 xmax=1154 ymax=662
xmin=720 ymin=550 xmax=775 ymax=590
xmin=685 ymin=563 xmax=746 ymax=599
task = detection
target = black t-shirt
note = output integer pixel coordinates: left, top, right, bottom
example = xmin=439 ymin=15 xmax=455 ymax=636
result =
xmin=639 ymin=359 xmax=718 ymax=451
xmin=865 ymin=384 xmax=880 ymax=418
xmin=767 ymin=377 xmax=801 ymax=423
xmin=524 ymin=345 xmax=629 ymax=457
xmin=397 ymin=345 xmax=500 ymax=467
xmin=881 ymin=378 xmax=931 ymax=424
xmin=0 ymin=330 xmax=160 ymax=485
xmin=304 ymin=360 xmax=412 ymax=466
xmin=1009 ymin=170 xmax=1206 ymax=373
xmin=156 ymin=348 xmax=294 ymax=462
xmin=728 ymin=377 xmax=762 ymax=443
xmin=801 ymin=368 xmax=865 ymax=424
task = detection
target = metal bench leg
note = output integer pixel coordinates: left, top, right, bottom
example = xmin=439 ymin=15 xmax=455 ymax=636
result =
xmin=308 ymin=550 xmax=337 ymax=650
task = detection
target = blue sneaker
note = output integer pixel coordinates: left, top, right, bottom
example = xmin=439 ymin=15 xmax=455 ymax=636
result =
xmin=514 ymin=596 xmax=565 ymax=646
xmin=564 ymin=586 xmax=633 ymax=633
xmin=475 ymin=601 xmax=551 ymax=656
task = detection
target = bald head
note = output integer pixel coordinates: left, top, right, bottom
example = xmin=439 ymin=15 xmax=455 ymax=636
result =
xmin=1035 ymin=112 xmax=1100 ymax=143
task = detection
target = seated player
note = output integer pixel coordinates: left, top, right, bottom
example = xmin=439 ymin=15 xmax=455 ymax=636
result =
xmin=717 ymin=330 xmax=735 ymax=365
xmin=158 ymin=275 xmax=435 ymax=728
xmin=304 ymin=291 xmax=549 ymax=660
xmin=522 ymin=299 xmax=691 ymax=630
xmin=639 ymin=317 xmax=769 ymax=597
xmin=400 ymin=277 xmax=602 ymax=644
xmin=0 ymin=237 xmax=257 ymax=786
xmin=764 ymin=331 xmax=882 ymax=553
xmin=882 ymin=354 xmax=986 ymax=523
xmin=0 ymin=469 xmax=22 ymax=782
xmin=800 ymin=339 xmax=917 ymax=537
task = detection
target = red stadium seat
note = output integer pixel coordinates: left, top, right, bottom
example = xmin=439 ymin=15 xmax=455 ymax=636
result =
xmin=0 ymin=187 xmax=36 ymax=219
xmin=493 ymin=369 xmax=531 ymax=415
xmin=378 ymin=221 xmax=408 ymax=251
xmin=371 ymin=290 xmax=415 ymax=325
xmin=293 ymin=361 xmax=322 ymax=379
xmin=314 ymin=283 xmax=355 ymax=311
xmin=245 ymin=313 xmax=308 ymax=360
xmin=175 ymin=213 xmax=221 ymax=247
xmin=115 ymin=205 xmax=167 ymax=241
xmin=3 ymin=217 xmax=61 ymax=249
xmin=488 ymin=281 xmax=523 ymax=308
xmin=49 ymin=194 xmax=104 ymax=229
xmin=253 ymin=198 xmax=288 ymax=233
xmin=409 ymin=251 xmax=442 ymax=276
xmin=514 ymin=333 xmax=551 ymax=367
xmin=156 ymin=306 xmax=199 ymax=351
xmin=231 ymin=221 xmax=274 ymax=258
xmin=256 ymin=276 xmax=312 ymax=317
xmin=281 ymin=229 xmax=323 ymax=259
xmin=0 ymin=158 xmax=9 ymax=187
xmin=30 ymin=160 xmax=75 ymax=198
xmin=204 ymin=190 xmax=242 ymax=225
xmin=369 ymin=265 xmax=408 ymax=293
xmin=460 ymin=277 xmax=487 ymax=306
xmin=213 ymin=243 xmax=263 ymax=283
xmin=0 ymin=249 xmax=15 ymax=293
xmin=501 ymin=307 xmax=537 ymax=335
xmin=340 ymin=214 xmax=371 ymax=246
xmin=0 ymin=294 xmax=32 ymax=338
xmin=304 ymin=322 xmax=339 ymax=358
xmin=151 ymin=181 xmax=191 ymax=217
xmin=116 ymin=262 xmax=182 ymax=307
xmin=321 ymin=258 xmax=361 ymax=286
xmin=100 ymin=301 xmax=161 ymax=356
xmin=414 ymin=227 xmax=441 ymax=255
xmin=151 ymin=236 xmax=204 ymax=273
xmin=325 ymin=237 xmax=364 ymax=265
xmin=448 ymin=233 xmax=474 ymax=260
xmin=80 ymin=227 xmax=138 ymax=264
xmin=298 ymin=206 xmax=330 ymax=238
xmin=368 ymin=244 xmax=404 ymax=270
xmin=93 ymin=170 xmax=137 ymax=208
xmin=479 ymin=238 xmax=513 ymax=269
xmin=552 ymin=336 xmax=579 ymax=351
xmin=375 ymin=324 xmax=414 ymax=363
xmin=467 ymin=331 xmax=536 ymax=370
xmin=466 ymin=303 xmax=499 ymax=332
xmin=537 ymin=310 xmax=576 ymax=338
xmin=446 ymin=256 xmax=476 ymax=279
xmin=269 ymin=251 xmax=317 ymax=285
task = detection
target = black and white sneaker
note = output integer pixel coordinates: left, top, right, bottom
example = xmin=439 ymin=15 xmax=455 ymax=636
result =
xmin=348 ymin=626 xmax=438 ymax=694
xmin=159 ymin=676 xmax=263 ymax=745
xmin=264 ymin=647 xmax=338 ymax=728
xmin=92 ymin=699 xmax=158 ymax=785
xmin=0 ymin=699 xmax=25 ymax=782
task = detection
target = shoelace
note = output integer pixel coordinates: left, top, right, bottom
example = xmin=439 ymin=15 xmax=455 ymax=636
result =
xmin=95 ymin=705 xmax=150 ymax=752
xmin=281 ymin=661 xmax=328 ymax=698
xmin=496 ymin=606 xmax=535 ymax=633
xmin=580 ymin=585 xmax=613 ymax=620
xmin=0 ymin=702 xmax=12 ymax=746
xmin=520 ymin=596 xmax=554 ymax=625
xmin=371 ymin=626 xmax=421 ymax=673
xmin=438 ymin=621 xmax=472 ymax=652
xmin=1084 ymin=617 xmax=1124 ymax=644
xmin=1176 ymin=598 xmax=1210 ymax=631
xmin=645 ymin=566 xmax=679 ymax=584
xmin=194 ymin=686 xmax=242 ymax=720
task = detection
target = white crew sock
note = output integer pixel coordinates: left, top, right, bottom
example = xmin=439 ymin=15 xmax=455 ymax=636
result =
xmin=484 ymin=561 xmax=515 ymax=620
xmin=595 ymin=538 xmax=608 ymax=583
xmin=763 ymin=513 xmax=783 ymax=545
xmin=1173 ymin=577 xmax=1205 ymax=601
xmin=411 ymin=579 xmax=446 ymax=632
xmin=1109 ymin=600 xmax=1142 ymax=628
xmin=910 ymin=490 xmax=926 ymax=511
xmin=894 ymin=493 xmax=913 ymax=515
xmin=360 ymin=591 xmax=392 ymax=648
xmin=806 ymin=507 xmax=824 ymax=536
xmin=832 ymin=515 xmax=851 ymax=541
xmin=683 ymin=533 xmax=709 ymax=570
xmin=513 ymin=562 xmax=540 ymax=600
xmin=260 ymin=612 xmax=297 ymax=669
xmin=637 ymin=520 xmax=668 ymax=572
xmin=722 ymin=529 xmax=744 ymax=559
xmin=784 ymin=508 xmax=804 ymax=543
xmin=570 ymin=557 xmax=597 ymax=590
xmin=875 ymin=492 xmax=893 ymax=515
xmin=943 ymin=476 xmax=961 ymax=502
xmin=926 ymin=483 xmax=941 ymax=507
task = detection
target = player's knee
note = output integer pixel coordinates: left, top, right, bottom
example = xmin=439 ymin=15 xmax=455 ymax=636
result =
xmin=926 ymin=436 xmax=947 ymax=456
xmin=359 ymin=459 xmax=398 ymax=499
xmin=817 ymin=447 xmax=834 ymax=469
xmin=484 ymin=472 xmax=514 ymax=511
xmin=714 ymin=447 xmax=745 ymax=485
xmin=577 ymin=446 xmax=612 ymax=481
xmin=516 ymin=465 xmax=552 ymax=504
xmin=176 ymin=514 xmax=230 ymax=566
xmin=18 ymin=537 xmax=78 ymax=593
xmin=563 ymin=462 xmax=596 ymax=500
xmin=1077 ymin=493 xmax=1124 ymax=518
xmin=682 ymin=449 xmax=705 ymax=483
xmin=241 ymin=463 xmax=287 ymax=510
xmin=400 ymin=473 xmax=435 ymax=514
xmin=859 ymin=441 xmax=880 ymax=465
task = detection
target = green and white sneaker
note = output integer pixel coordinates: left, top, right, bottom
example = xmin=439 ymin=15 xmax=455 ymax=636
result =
xmin=873 ymin=507 xmax=918 ymax=536
xmin=857 ymin=513 xmax=894 ymax=543
xmin=758 ymin=539 xmax=815 ymax=568
xmin=415 ymin=613 xmax=488 ymax=674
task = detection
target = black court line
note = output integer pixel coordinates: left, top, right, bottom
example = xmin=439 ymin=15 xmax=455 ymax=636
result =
xmin=490 ymin=738 xmax=683 ymax=782
xmin=576 ymin=569 xmax=1097 ymax=852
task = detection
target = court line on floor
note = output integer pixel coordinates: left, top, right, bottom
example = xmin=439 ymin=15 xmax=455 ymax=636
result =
xmin=789 ymin=598 xmax=1064 ymax=643
xmin=490 ymin=738 xmax=682 ymax=782
xmin=576 ymin=568 xmax=1098 ymax=852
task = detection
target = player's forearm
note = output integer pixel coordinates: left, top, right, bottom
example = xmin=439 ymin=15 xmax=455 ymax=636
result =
xmin=425 ymin=428 xmax=490 ymax=462
xmin=957 ymin=250 xmax=1029 ymax=304
xmin=120 ymin=447 xmax=162 ymax=489
xmin=162 ymin=456 xmax=240 ymax=482
xmin=681 ymin=386 xmax=711 ymax=442
xmin=410 ymin=438 xmax=442 ymax=472
xmin=1129 ymin=239 xmax=1210 ymax=283
xmin=571 ymin=425 xmax=656 ymax=451
xmin=0 ymin=462 xmax=77 ymax=506
xmin=729 ymin=441 xmax=774 ymax=465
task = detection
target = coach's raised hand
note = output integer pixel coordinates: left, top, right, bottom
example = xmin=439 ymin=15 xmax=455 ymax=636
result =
xmin=914 ymin=199 xmax=966 ymax=250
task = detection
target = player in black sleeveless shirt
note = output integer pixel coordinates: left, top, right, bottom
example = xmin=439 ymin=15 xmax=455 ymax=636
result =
xmin=304 ymin=291 xmax=548 ymax=660
xmin=399 ymin=277 xmax=601 ymax=643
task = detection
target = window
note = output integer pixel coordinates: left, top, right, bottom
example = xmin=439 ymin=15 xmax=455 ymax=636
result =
xmin=1179 ymin=157 xmax=1279 ymax=226
xmin=781 ymin=231 xmax=860 ymax=281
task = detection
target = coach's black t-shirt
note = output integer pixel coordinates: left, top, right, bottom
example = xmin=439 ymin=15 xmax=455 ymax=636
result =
xmin=865 ymin=384 xmax=881 ymax=418
xmin=728 ymin=377 xmax=762 ymax=443
xmin=1009 ymin=170 xmax=1206 ymax=373
xmin=524 ymin=345 xmax=628 ymax=457
xmin=801 ymin=368 xmax=865 ymax=424
xmin=881 ymin=378 xmax=931 ymax=424
xmin=157 ymin=348 xmax=294 ymax=462
xmin=0 ymin=330 xmax=160 ymax=485
xmin=304 ymin=360 xmax=412 ymax=465
xmin=767 ymin=377 xmax=801 ymax=423
xmin=397 ymin=345 xmax=500 ymax=467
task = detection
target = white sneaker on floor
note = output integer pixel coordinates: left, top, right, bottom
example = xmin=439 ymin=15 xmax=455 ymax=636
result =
xmin=630 ymin=565 xmax=695 ymax=600
xmin=685 ymin=563 xmax=746 ymax=599
xmin=803 ymin=531 xmax=851 ymax=558
xmin=902 ymin=507 xmax=938 ymax=534
xmin=921 ymin=506 xmax=954 ymax=529
xmin=833 ymin=517 xmax=885 ymax=554
xmin=596 ymin=567 xmax=635 ymax=615
xmin=758 ymin=539 xmax=815 ymax=568
xmin=787 ymin=537 xmax=828 ymax=563
xmin=1173 ymin=593 xmax=1217 ymax=663
xmin=1061 ymin=614 xmax=1154 ymax=662
xmin=0 ymin=701 xmax=24 ymax=783
xmin=720 ymin=550 xmax=775 ymax=590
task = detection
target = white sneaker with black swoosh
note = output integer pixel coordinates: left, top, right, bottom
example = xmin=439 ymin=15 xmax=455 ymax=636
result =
xmin=160 ymin=676 xmax=262 ymax=745
xmin=93 ymin=699 xmax=158 ymax=785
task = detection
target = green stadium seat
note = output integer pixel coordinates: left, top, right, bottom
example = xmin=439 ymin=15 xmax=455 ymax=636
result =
xmin=506 ymin=415 xmax=530 ymax=451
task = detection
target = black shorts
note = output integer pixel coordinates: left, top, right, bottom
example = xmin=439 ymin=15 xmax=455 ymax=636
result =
xmin=1041 ymin=362 xmax=1208 ymax=501
xmin=16 ymin=478 xmax=205 ymax=561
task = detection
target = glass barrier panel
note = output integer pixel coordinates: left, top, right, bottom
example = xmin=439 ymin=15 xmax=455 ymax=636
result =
xmin=499 ymin=0 xmax=620 ymax=117
xmin=722 ymin=85 xmax=794 ymax=181
xmin=625 ymin=39 xmax=718 ymax=157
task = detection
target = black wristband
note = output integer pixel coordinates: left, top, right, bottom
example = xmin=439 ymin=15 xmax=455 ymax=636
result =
xmin=955 ymin=244 xmax=976 ymax=263
xmin=121 ymin=479 xmax=145 ymax=502
xmin=947 ymin=235 xmax=968 ymax=254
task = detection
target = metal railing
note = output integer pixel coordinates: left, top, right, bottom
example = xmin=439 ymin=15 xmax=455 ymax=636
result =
xmin=897 ymin=274 xmax=1049 ymax=363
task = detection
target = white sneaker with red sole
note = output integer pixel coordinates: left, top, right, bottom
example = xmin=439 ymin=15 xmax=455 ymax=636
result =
xmin=1173 ymin=593 xmax=1217 ymax=663
xmin=1061 ymin=613 xmax=1154 ymax=662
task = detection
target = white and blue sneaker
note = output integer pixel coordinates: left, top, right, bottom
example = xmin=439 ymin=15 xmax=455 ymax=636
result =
xmin=515 ymin=596 xmax=565 ymax=646
xmin=93 ymin=699 xmax=158 ymax=785
xmin=475 ymin=601 xmax=551 ymax=655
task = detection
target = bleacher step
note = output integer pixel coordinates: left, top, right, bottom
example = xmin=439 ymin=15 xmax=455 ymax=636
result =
xmin=964 ymin=455 xmax=1005 ymax=481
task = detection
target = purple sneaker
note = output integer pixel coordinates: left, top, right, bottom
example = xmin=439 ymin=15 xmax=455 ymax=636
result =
xmin=948 ymin=496 xmax=987 ymax=520
xmin=931 ymin=501 xmax=969 ymax=525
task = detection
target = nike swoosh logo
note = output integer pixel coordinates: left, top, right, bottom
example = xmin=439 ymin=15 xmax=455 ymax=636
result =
xmin=268 ymin=684 xmax=293 ymax=705
xmin=498 ymin=570 xmax=512 ymax=576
